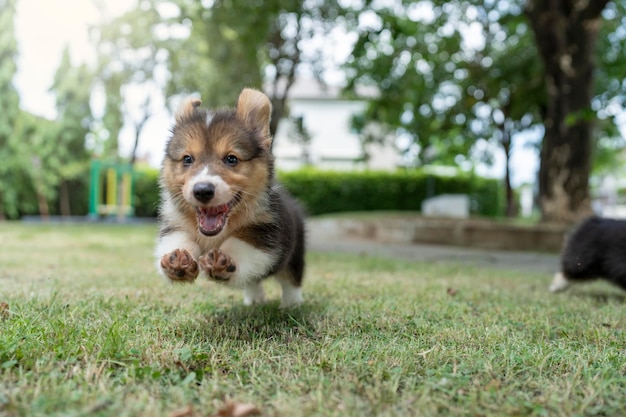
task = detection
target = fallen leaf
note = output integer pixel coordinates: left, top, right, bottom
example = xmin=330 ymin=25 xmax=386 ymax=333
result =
xmin=484 ymin=379 xmax=501 ymax=390
xmin=168 ymin=405 xmax=196 ymax=417
xmin=0 ymin=302 xmax=9 ymax=319
xmin=211 ymin=401 xmax=261 ymax=417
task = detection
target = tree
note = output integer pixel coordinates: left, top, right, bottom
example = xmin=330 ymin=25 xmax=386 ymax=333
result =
xmin=344 ymin=0 xmax=543 ymax=216
xmin=345 ymin=1 xmax=469 ymax=166
xmin=13 ymin=112 xmax=59 ymax=218
xmin=90 ymin=0 xmax=166 ymax=163
xmin=287 ymin=115 xmax=313 ymax=165
xmin=0 ymin=0 xmax=21 ymax=219
xmin=525 ymin=0 xmax=610 ymax=223
xmin=50 ymin=47 xmax=95 ymax=215
xmin=91 ymin=0 xmax=343 ymax=159
xmin=169 ymin=0 xmax=344 ymax=141
xmin=463 ymin=6 xmax=544 ymax=216
xmin=167 ymin=0 xmax=264 ymax=108
xmin=346 ymin=0 xmax=626 ymax=221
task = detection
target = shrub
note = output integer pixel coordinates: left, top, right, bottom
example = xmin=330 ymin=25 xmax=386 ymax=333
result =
xmin=133 ymin=167 xmax=160 ymax=218
xmin=278 ymin=169 xmax=504 ymax=217
xmin=119 ymin=167 xmax=505 ymax=219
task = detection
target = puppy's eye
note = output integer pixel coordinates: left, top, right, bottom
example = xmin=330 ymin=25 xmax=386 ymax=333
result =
xmin=224 ymin=155 xmax=238 ymax=167
xmin=182 ymin=155 xmax=194 ymax=167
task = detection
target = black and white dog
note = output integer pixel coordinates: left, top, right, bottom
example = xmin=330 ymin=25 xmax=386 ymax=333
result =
xmin=551 ymin=216 xmax=626 ymax=292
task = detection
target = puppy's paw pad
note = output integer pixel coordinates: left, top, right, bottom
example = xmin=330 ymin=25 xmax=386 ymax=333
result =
xmin=160 ymin=249 xmax=199 ymax=283
xmin=199 ymin=250 xmax=236 ymax=281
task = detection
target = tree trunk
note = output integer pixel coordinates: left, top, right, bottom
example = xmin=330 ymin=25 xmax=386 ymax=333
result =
xmin=526 ymin=0 xmax=608 ymax=224
xmin=130 ymin=128 xmax=141 ymax=166
xmin=266 ymin=15 xmax=302 ymax=151
xmin=130 ymin=98 xmax=151 ymax=166
xmin=269 ymin=98 xmax=286 ymax=141
xmin=59 ymin=180 xmax=71 ymax=216
xmin=36 ymin=188 xmax=49 ymax=220
xmin=267 ymin=66 xmax=298 ymax=150
xmin=501 ymin=129 xmax=516 ymax=217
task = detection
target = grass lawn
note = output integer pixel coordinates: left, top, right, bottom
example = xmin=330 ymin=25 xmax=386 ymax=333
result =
xmin=0 ymin=222 xmax=624 ymax=417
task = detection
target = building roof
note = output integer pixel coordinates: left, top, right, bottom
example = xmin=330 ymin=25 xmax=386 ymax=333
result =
xmin=264 ymin=78 xmax=378 ymax=101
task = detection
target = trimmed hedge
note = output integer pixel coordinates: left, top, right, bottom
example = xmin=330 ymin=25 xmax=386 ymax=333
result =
xmin=277 ymin=169 xmax=504 ymax=217
xmin=129 ymin=167 xmax=504 ymax=218
xmin=133 ymin=167 xmax=161 ymax=217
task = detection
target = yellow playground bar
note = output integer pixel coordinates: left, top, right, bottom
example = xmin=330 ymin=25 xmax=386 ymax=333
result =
xmin=88 ymin=160 xmax=134 ymax=220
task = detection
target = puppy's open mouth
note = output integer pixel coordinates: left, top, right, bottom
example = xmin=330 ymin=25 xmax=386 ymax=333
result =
xmin=196 ymin=193 xmax=241 ymax=236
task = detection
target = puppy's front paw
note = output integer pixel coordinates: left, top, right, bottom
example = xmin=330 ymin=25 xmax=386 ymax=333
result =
xmin=198 ymin=250 xmax=236 ymax=282
xmin=160 ymin=249 xmax=199 ymax=283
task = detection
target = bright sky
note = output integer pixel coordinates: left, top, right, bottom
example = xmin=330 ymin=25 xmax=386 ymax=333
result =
xmin=13 ymin=0 xmax=539 ymax=184
xmin=15 ymin=0 xmax=112 ymax=118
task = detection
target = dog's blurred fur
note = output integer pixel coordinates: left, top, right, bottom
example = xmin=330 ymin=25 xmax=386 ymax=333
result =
xmin=550 ymin=216 xmax=626 ymax=293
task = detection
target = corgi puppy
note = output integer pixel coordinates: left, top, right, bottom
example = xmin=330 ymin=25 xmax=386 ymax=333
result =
xmin=155 ymin=88 xmax=305 ymax=308
xmin=550 ymin=216 xmax=626 ymax=293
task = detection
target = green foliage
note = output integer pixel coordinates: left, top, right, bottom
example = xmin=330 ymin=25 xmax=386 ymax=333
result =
xmin=344 ymin=1 xmax=543 ymax=169
xmin=13 ymin=112 xmax=60 ymax=214
xmin=165 ymin=0 xmax=346 ymax=139
xmin=0 ymin=0 xmax=21 ymax=218
xmin=278 ymin=169 xmax=503 ymax=217
xmin=3 ymin=46 xmax=96 ymax=218
xmin=51 ymin=47 xmax=94 ymax=165
xmin=133 ymin=167 xmax=160 ymax=217
xmin=3 ymin=107 xmax=89 ymax=219
xmin=169 ymin=0 xmax=265 ymax=106
xmin=170 ymin=0 xmax=343 ymax=102
xmin=64 ymin=176 xmax=90 ymax=216
xmin=0 ymin=39 xmax=95 ymax=219
xmin=591 ymin=1 xmax=626 ymax=174
xmin=38 ymin=47 xmax=94 ymax=216
xmin=90 ymin=0 xmax=167 ymax=159
xmin=343 ymin=0 xmax=626 ymax=222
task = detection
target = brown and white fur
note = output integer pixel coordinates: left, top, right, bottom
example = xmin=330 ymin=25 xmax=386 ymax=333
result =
xmin=155 ymin=88 xmax=305 ymax=308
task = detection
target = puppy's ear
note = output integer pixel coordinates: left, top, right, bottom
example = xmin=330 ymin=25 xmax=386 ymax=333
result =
xmin=175 ymin=97 xmax=202 ymax=123
xmin=236 ymin=88 xmax=272 ymax=149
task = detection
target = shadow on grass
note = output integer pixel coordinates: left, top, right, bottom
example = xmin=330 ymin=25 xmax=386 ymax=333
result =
xmin=174 ymin=300 xmax=327 ymax=344
xmin=569 ymin=290 xmax=626 ymax=304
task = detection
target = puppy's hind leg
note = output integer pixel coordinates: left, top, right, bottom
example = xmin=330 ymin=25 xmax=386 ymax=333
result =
xmin=549 ymin=272 xmax=571 ymax=293
xmin=276 ymin=270 xmax=303 ymax=309
xmin=243 ymin=281 xmax=266 ymax=306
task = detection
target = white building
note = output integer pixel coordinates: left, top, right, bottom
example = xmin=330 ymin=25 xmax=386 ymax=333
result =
xmin=269 ymin=79 xmax=401 ymax=171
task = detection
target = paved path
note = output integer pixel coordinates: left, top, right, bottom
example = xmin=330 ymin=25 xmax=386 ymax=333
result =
xmin=307 ymin=224 xmax=560 ymax=275
xmin=21 ymin=215 xmax=561 ymax=274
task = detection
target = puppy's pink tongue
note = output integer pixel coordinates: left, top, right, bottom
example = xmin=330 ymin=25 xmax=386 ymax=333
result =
xmin=197 ymin=205 xmax=228 ymax=236
xmin=199 ymin=213 xmax=224 ymax=234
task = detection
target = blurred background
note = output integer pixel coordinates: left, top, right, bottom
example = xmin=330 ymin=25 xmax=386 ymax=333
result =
xmin=2 ymin=0 xmax=625 ymax=225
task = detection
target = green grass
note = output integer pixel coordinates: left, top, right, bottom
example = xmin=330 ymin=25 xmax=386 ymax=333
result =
xmin=0 ymin=222 xmax=624 ymax=417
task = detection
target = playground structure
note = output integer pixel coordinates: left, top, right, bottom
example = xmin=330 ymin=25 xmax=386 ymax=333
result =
xmin=88 ymin=161 xmax=135 ymax=220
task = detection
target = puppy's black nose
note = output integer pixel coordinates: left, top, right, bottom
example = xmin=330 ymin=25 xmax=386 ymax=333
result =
xmin=193 ymin=182 xmax=215 ymax=203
